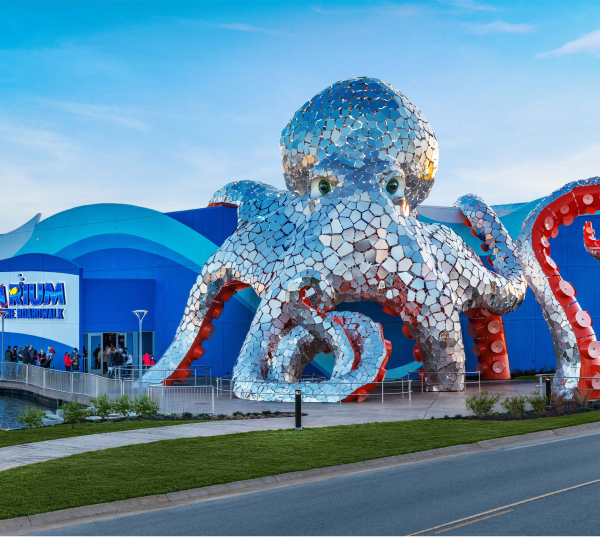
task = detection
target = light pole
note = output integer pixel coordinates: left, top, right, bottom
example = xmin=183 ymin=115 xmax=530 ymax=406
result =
xmin=0 ymin=283 xmax=7 ymax=381
xmin=0 ymin=309 xmax=6 ymax=381
xmin=133 ymin=310 xmax=148 ymax=396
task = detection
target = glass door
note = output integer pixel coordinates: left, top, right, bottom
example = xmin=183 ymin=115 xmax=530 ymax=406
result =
xmin=86 ymin=333 xmax=103 ymax=375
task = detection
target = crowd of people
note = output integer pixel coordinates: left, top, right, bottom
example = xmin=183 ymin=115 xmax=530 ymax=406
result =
xmin=4 ymin=343 xmax=156 ymax=376
xmin=4 ymin=344 xmax=57 ymax=369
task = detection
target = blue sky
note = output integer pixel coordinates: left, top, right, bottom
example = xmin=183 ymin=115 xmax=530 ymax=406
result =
xmin=1 ymin=0 xmax=599 ymax=231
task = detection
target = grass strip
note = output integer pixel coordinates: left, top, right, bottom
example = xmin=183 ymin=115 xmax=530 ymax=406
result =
xmin=0 ymin=420 xmax=207 ymax=449
xmin=2 ymin=410 xmax=600 ymax=521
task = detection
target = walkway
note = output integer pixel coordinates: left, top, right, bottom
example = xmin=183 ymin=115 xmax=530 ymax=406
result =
xmin=0 ymin=380 xmax=539 ymax=473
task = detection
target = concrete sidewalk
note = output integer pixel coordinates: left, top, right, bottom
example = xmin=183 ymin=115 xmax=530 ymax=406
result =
xmin=0 ymin=380 xmax=540 ymax=472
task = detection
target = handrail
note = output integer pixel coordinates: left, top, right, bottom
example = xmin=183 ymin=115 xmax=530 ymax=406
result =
xmin=407 ymin=370 xmax=481 ymax=393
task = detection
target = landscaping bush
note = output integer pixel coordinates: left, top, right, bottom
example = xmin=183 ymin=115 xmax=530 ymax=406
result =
xmin=552 ymin=392 xmax=567 ymax=415
xmin=113 ymin=395 xmax=133 ymax=419
xmin=132 ymin=395 xmax=159 ymax=418
xmin=59 ymin=401 xmax=91 ymax=429
xmin=181 ymin=411 xmax=193 ymax=420
xmin=89 ymin=394 xmax=113 ymax=421
xmin=16 ymin=407 xmax=46 ymax=429
xmin=500 ymin=395 xmax=526 ymax=418
xmin=465 ymin=391 xmax=501 ymax=418
xmin=526 ymin=392 xmax=548 ymax=416
xmin=573 ymin=388 xmax=591 ymax=408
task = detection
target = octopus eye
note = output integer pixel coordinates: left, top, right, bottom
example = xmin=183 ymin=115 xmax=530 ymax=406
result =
xmin=318 ymin=179 xmax=332 ymax=196
xmin=386 ymin=178 xmax=400 ymax=195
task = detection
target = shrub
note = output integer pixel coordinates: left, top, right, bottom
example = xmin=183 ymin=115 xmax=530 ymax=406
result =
xmin=465 ymin=391 xmax=501 ymax=418
xmin=573 ymin=388 xmax=591 ymax=408
xmin=59 ymin=401 xmax=91 ymax=429
xmin=89 ymin=394 xmax=113 ymax=421
xmin=181 ymin=411 xmax=193 ymax=420
xmin=526 ymin=392 xmax=547 ymax=415
xmin=552 ymin=392 xmax=567 ymax=415
xmin=132 ymin=395 xmax=159 ymax=419
xmin=113 ymin=394 xmax=133 ymax=419
xmin=16 ymin=407 xmax=46 ymax=428
xmin=500 ymin=395 xmax=526 ymax=418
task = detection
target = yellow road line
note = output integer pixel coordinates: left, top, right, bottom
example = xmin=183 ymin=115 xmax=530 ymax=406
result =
xmin=433 ymin=510 xmax=513 ymax=534
xmin=408 ymin=477 xmax=600 ymax=535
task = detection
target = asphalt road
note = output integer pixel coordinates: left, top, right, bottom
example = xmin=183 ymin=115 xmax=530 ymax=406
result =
xmin=38 ymin=433 xmax=600 ymax=536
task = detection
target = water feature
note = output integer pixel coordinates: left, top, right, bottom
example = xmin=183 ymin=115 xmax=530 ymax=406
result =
xmin=0 ymin=392 xmax=56 ymax=430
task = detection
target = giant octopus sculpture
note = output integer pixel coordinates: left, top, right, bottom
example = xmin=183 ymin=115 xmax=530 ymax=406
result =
xmin=142 ymin=76 xmax=532 ymax=402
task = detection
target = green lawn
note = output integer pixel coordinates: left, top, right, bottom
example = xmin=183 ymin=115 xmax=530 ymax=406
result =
xmin=0 ymin=420 xmax=207 ymax=449
xmin=2 ymin=411 xmax=600 ymax=521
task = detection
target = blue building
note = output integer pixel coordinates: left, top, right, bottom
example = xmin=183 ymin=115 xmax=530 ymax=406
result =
xmin=0 ymin=199 xmax=597 ymax=377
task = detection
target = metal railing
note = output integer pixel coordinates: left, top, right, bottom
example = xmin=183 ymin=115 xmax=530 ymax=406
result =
xmin=112 ymin=365 xmax=213 ymax=385
xmin=408 ymin=370 xmax=481 ymax=393
xmin=148 ymin=386 xmax=214 ymax=414
xmin=0 ymin=363 xmax=214 ymax=414
xmin=215 ymin=377 xmax=412 ymax=403
xmin=536 ymin=374 xmax=600 ymax=397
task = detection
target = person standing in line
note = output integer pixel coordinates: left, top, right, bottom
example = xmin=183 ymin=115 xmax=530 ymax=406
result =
xmin=93 ymin=344 xmax=101 ymax=369
xmin=64 ymin=351 xmax=72 ymax=372
xmin=5 ymin=345 xmax=13 ymax=363
xmin=122 ymin=348 xmax=133 ymax=378
xmin=12 ymin=346 xmax=18 ymax=362
xmin=42 ymin=351 xmax=52 ymax=369
xmin=106 ymin=346 xmax=114 ymax=378
xmin=37 ymin=350 xmax=46 ymax=367
xmin=23 ymin=345 xmax=31 ymax=365
xmin=48 ymin=345 xmax=55 ymax=365
xmin=72 ymin=348 xmax=80 ymax=372
xmin=31 ymin=346 xmax=38 ymax=363
xmin=112 ymin=348 xmax=123 ymax=377
xmin=18 ymin=347 xmax=24 ymax=363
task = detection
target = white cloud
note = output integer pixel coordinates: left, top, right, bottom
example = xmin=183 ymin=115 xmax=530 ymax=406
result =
xmin=44 ymin=101 xmax=151 ymax=131
xmin=539 ymin=28 xmax=600 ymax=57
xmin=174 ymin=18 xmax=287 ymax=36
xmin=430 ymin=140 xmax=600 ymax=207
xmin=439 ymin=0 xmax=497 ymax=11
xmin=214 ymin=22 xmax=282 ymax=34
xmin=465 ymin=21 xmax=536 ymax=35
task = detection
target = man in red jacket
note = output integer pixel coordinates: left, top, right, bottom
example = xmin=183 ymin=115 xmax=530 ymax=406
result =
xmin=64 ymin=351 xmax=72 ymax=372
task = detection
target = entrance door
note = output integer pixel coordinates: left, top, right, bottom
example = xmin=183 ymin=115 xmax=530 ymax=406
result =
xmin=89 ymin=334 xmax=102 ymax=374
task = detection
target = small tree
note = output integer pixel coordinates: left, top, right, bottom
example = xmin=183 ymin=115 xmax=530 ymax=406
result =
xmin=465 ymin=391 xmax=501 ymax=418
xmin=59 ymin=401 xmax=91 ymax=429
xmin=526 ymin=392 xmax=547 ymax=416
xmin=16 ymin=407 xmax=46 ymax=428
xmin=89 ymin=394 xmax=114 ymax=421
xmin=500 ymin=396 xmax=526 ymax=418
xmin=113 ymin=394 xmax=133 ymax=419
xmin=133 ymin=395 xmax=159 ymax=419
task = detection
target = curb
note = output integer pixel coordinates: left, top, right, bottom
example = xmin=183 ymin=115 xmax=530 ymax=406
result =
xmin=2 ymin=421 xmax=600 ymax=535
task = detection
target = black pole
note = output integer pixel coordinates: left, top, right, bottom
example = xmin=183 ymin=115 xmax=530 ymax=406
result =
xmin=545 ymin=377 xmax=552 ymax=408
xmin=295 ymin=389 xmax=302 ymax=431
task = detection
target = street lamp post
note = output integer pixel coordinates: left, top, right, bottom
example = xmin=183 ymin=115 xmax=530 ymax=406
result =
xmin=133 ymin=310 xmax=148 ymax=396
xmin=0 ymin=310 xmax=6 ymax=381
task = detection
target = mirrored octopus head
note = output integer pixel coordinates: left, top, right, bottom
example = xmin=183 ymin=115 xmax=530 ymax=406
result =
xmin=280 ymin=77 xmax=439 ymax=216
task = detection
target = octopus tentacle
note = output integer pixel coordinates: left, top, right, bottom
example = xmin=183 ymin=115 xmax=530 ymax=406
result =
xmin=454 ymin=194 xmax=527 ymax=314
xmin=584 ymin=221 xmax=600 ymax=261
xmin=516 ymin=177 xmax=600 ymax=396
xmin=142 ymin=251 xmax=249 ymax=385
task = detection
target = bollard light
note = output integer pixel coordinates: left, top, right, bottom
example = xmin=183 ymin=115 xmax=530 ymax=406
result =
xmin=295 ymin=389 xmax=302 ymax=431
xmin=545 ymin=377 xmax=552 ymax=408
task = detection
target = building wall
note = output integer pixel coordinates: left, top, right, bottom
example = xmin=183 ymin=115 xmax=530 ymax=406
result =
xmin=1 ymin=200 xmax=598 ymax=376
